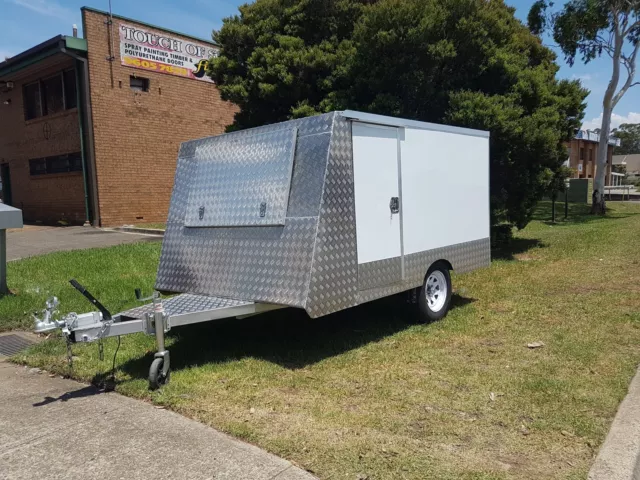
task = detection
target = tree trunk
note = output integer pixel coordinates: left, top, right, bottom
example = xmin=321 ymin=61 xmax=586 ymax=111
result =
xmin=592 ymin=27 xmax=623 ymax=214
xmin=592 ymin=105 xmax=612 ymax=214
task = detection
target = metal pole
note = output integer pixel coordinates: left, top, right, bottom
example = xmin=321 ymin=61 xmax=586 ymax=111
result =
xmin=0 ymin=229 xmax=7 ymax=294
xmin=153 ymin=297 xmax=165 ymax=353
xmin=551 ymin=197 xmax=556 ymax=223
xmin=565 ymin=189 xmax=568 ymax=220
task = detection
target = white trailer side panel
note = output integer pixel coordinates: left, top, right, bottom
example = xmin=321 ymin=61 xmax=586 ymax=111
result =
xmin=400 ymin=127 xmax=489 ymax=255
xmin=352 ymin=122 xmax=402 ymax=264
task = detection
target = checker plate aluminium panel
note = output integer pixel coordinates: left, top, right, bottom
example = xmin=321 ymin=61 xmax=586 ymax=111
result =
xmin=185 ymin=128 xmax=297 ymax=227
xmin=305 ymin=114 xmax=359 ymax=317
xmin=155 ymin=113 xmax=336 ymax=308
xmin=120 ymin=294 xmax=252 ymax=319
xmin=356 ymin=237 xmax=491 ymax=304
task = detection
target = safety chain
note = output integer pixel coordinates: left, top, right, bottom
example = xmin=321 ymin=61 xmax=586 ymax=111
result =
xmin=96 ymin=319 xmax=113 ymax=362
xmin=66 ymin=336 xmax=74 ymax=368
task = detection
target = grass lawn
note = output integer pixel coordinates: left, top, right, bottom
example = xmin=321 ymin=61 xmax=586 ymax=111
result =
xmin=7 ymin=201 xmax=640 ymax=479
xmin=0 ymin=242 xmax=160 ymax=331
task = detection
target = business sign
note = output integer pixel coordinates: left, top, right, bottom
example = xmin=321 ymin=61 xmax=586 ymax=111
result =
xmin=120 ymin=23 xmax=218 ymax=83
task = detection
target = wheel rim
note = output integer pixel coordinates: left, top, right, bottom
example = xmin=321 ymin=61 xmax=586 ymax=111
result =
xmin=425 ymin=271 xmax=447 ymax=312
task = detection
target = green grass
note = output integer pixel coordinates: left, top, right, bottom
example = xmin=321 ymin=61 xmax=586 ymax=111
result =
xmin=0 ymin=242 xmax=160 ymax=331
xmin=134 ymin=222 xmax=166 ymax=230
xmin=7 ymin=201 xmax=640 ymax=479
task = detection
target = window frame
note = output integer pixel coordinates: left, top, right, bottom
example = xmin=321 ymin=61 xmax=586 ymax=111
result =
xmin=23 ymin=68 xmax=78 ymax=121
xmin=23 ymin=80 xmax=43 ymax=120
xmin=63 ymin=69 xmax=78 ymax=110
xmin=29 ymin=158 xmax=47 ymax=176
xmin=129 ymin=75 xmax=150 ymax=92
xmin=29 ymin=152 xmax=83 ymax=177
xmin=40 ymin=72 xmax=65 ymax=117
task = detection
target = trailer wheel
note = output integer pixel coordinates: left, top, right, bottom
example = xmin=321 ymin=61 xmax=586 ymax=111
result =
xmin=149 ymin=357 xmax=170 ymax=390
xmin=418 ymin=263 xmax=452 ymax=322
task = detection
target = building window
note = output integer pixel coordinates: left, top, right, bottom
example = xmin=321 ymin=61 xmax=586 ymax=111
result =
xmin=29 ymin=152 xmax=82 ymax=176
xmin=580 ymin=147 xmax=585 ymax=160
xmin=29 ymin=158 xmax=47 ymax=176
xmin=63 ymin=69 xmax=77 ymax=109
xmin=130 ymin=76 xmax=150 ymax=92
xmin=24 ymin=82 xmax=41 ymax=120
xmin=42 ymin=74 xmax=64 ymax=115
xmin=23 ymin=69 xmax=78 ymax=121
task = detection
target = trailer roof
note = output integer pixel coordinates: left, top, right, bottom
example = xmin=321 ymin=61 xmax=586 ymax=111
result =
xmin=340 ymin=111 xmax=490 ymax=138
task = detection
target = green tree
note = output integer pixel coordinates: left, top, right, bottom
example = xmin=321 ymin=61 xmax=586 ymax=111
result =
xmin=340 ymin=0 xmax=587 ymax=229
xmin=528 ymin=0 xmax=640 ymax=214
xmin=210 ymin=0 xmax=587 ymax=231
xmin=208 ymin=0 xmax=371 ymax=130
xmin=614 ymin=122 xmax=640 ymax=154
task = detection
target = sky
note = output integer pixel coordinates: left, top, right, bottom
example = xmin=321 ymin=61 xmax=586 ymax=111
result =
xmin=1 ymin=0 xmax=638 ymax=130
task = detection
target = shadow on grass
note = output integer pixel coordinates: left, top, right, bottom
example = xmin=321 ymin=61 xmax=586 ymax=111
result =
xmin=112 ymin=293 xmax=475 ymax=385
xmin=449 ymin=294 xmax=475 ymax=309
xmin=492 ymin=238 xmax=545 ymax=261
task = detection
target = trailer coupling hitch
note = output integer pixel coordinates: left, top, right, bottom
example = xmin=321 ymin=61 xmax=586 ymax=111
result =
xmin=33 ymin=279 xmax=113 ymax=334
xmin=33 ymin=296 xmax=65 ymax=333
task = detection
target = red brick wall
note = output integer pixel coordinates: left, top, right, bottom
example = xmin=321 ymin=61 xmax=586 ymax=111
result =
xmin=82 ymin=9 xmax=237 ymax=226
xmin=0 ymin=58 xmax=86 ymax=224
xmin=566 ymin=138 xmax=613 ymax=184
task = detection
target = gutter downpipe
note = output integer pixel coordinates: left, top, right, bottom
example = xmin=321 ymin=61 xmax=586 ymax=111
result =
xmin=61 ymin=48 xmax=100 ymax=227
xmin=74 ymin=59 xmax=90 ymax=225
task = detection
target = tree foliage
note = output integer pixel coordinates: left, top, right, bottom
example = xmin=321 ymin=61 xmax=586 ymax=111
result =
xmin=209 ymin=0 xmax=371 ymax=129
xmin=614 ymin=122 xmax=640 ymax=154
xmin=210 ymin=0 xmax=587 ymax=230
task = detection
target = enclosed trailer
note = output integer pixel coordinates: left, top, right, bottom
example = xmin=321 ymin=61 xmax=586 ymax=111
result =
xmin=35 ymin=111 xmax=491 ymax=388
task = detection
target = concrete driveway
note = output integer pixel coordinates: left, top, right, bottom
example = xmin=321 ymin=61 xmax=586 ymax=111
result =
xmin=7 ymin=226 xmax=161 ymax=261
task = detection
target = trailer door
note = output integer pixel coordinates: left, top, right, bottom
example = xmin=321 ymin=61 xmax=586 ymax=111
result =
xmin=352 ymin=122 xmax=402 ymax=286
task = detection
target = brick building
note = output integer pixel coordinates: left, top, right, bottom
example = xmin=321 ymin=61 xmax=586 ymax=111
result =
xmin=565 ymin=130 xmax=619 ymax=185
xmin=0 ymin=7 xmax=236 ymax=226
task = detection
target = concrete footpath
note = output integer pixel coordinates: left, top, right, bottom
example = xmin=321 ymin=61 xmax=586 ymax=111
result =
xmin=7 ymin=225 xmax=161 ymax=261
xmin=0 ymin=361 xmax=316 ymax=480
xmin=589 ymin=367 xmax=640 ymax=480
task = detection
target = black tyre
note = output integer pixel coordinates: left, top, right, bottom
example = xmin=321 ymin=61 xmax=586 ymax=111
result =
xmin=148 ymin=357 xmax=170 ymax=390
xmin=418 ymin=263 xmax=452 ymax=322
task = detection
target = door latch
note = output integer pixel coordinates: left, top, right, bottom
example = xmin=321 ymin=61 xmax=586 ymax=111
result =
xmin=389 ymin=196 xmax=399 ymax=214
